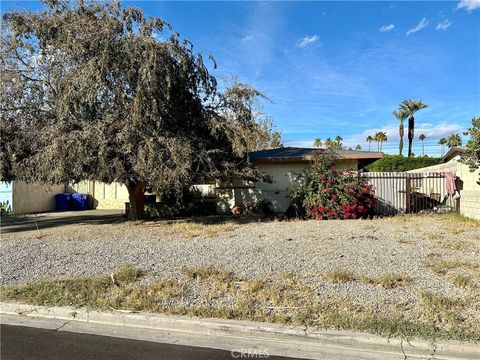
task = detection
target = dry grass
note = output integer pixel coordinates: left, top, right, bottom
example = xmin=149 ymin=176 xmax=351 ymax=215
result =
xmin=166 ymin=221 xmax=236 ymax=239
xmin=423 ymin=253 xmax=478 ymax=275
xmin=1 ymin=266 xmax=479 ymax=342
xmin=437 ymin=240 xmax=469 ymax=251
xmin=418 ymin=291 xmax=464 ymax=324
xmin=361 ymin=273 xmax=412 ymax=289
xmin=450 ymin=274 xmax=477 ymax=290
xmin=322 ymin=269 xmax=356 ymax=283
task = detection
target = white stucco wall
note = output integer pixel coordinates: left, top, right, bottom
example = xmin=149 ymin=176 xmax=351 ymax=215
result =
xmin=11 ymin=182 xmax=65 ymax=214
xmin=408 ymin=159 xmax=480 ymax=220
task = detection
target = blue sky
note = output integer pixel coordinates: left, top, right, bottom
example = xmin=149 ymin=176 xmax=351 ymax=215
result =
xmin=2 ymin=1 xmax=480 ymax=156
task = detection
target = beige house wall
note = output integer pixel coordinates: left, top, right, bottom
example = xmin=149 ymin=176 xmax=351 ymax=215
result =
xmin=12 ymin=182 xmax=65 ymax=214
xmin=70 ymin=181 xmax=129 ymax=209
xmin=408 ymin=158 xmax=480 ymax=220
xmin=216 ymin=159 xmax=359 ymax=214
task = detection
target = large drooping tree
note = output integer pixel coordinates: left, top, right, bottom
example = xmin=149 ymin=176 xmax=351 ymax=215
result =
xmin=399 ymin=99 xmax=428 ymax=158
xmin=0 ymin=0 xmax=263 ymax=220
xmin=218 ymin=80 xmax=283 ymax=153
xmin=392 ymin=109 xmax=407 ymax=156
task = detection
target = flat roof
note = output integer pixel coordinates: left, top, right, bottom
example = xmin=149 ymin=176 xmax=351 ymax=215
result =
xmin=249 ymin=147 xmax=383 ymax=163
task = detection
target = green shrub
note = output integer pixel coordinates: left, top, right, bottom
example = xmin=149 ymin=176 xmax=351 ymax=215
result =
xmin=366 ymin=155 xmax=441 ymax=172
xmin=289 ymin=153 xmax=376 ymax=220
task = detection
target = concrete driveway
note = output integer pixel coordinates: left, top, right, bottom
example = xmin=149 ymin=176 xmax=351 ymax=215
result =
xmin=0 ymin=210 xmax=124 ymax=234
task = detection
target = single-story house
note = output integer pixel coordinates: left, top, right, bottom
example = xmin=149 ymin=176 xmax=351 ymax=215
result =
xmin=71 ymin=147 xmax=384 ymax=214
xmin=213 ymin=147 xmax=383 ymax=213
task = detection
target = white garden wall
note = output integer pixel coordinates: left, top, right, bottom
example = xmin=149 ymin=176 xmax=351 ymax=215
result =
xmin=408 ymin=159 xmax=480 ymax=220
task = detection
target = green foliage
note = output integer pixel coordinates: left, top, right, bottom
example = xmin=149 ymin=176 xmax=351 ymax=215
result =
xmin=0 ymin=200 xmax=12 ymax=215
xmin=447 ymin=133 xmax=462 ymax=148
xmin=366 ymin=155 xmax=441 ymax=172
xmin=289 ymin=153 xmax=376 ymax=219
xmin=460 ymin=117 xmax=480 ymax=184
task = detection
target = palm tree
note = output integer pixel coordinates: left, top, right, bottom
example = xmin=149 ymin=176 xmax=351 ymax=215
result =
xmin=354 ymin=144 xmax=362 ymax=151
xmin=324 ymin=137 xmax=334 ymax=150
xmin=333 ymin=135 xmax=343 ymax=150
xmin=438 ymin=137 xmax=447 ymax=157
xmin=379 ymin=132 xmax=387 ymax=151
xmin=447 ymin=133 xmax=462 ymax=148
xmin=374 ymin=131 xmax=387 ymax=152
xmin=366 ymin=135 xmax=373 ymax=151
xmin=399 ymin=99 xmax=428 ymax=158
xmin=419 ymin=133 xmax=426 ymax=156
xmin=393 ymin=109 xmax=408 ymax=156
xmin=313 ymin=137 xmax=322 ymax=148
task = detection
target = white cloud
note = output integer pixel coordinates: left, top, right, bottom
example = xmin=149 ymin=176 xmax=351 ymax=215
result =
xmin=343 ymin=122 xmax=464 ymax=148
xmin=457 ymin=0 xmax=480 ymax=12
xmin=242 ymin=34 xmax=254 ymax=42
xmin=379 ymin=24 xmax=395 ymax=32
xmin=436 ymin=20 xmax=453 ymax=31
xmin=298 ymin=35 xmax=319 ymax=48
xmin=406 ymin=18 xmax=429 ymax=36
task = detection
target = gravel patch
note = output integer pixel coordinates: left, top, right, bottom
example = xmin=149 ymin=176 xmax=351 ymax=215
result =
xmin=1 ymin=214 xmax=479 ymax=322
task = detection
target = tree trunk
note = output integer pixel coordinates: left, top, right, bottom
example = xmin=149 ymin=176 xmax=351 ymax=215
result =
xmin=407 ymin=115 xmax=415 ymax=158
xmin=399 ymin=122 xmax=404 ymax=156
xmin=126 ymin=181 xmax=146 ymax=220
xmin=368 ymin=142 xmax=371 ymax=151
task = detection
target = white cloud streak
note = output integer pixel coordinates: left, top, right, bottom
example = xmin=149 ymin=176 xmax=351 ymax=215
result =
xmin=343 ymin=122 xmax=464 ymax=148
xmin=457 ymin=0 xmax=480 ymax=12
xmin=379 ymin=24 xmax=395 ymax=32
xmin=298 ymin=35 xmax=319 ymax=48
xmin=406 ymin=18 xmax=429 ymax=36
xmin=436 ymin=20 xmax=453 ymax=31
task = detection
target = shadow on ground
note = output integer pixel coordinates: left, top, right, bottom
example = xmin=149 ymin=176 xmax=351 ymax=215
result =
xmin=0 ymin=210 xmax=125 ymax=234
xmin=0 ymin=210 xmax=284 ymax=234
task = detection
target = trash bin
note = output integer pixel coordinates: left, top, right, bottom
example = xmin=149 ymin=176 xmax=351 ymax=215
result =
xmin=71 ymin=193 xmax=89 ymax=211
xmin=55 ymin=193 xmax=72 ymax=211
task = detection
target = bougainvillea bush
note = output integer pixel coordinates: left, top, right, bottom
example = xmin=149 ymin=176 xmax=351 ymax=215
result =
xmin=289 ymin=153 xmax=376 ymax=220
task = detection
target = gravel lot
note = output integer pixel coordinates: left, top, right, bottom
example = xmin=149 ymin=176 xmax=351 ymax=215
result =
xmin=1 ymin=211 xmax=480 ymax=330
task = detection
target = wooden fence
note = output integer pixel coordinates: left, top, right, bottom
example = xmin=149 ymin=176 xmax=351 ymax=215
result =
xmin=363 ymin=172 xmax=457 ymax=215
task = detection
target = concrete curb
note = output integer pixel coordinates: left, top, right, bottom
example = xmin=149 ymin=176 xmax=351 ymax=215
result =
xmin=1 ymin=301 xmax=478 ymax=360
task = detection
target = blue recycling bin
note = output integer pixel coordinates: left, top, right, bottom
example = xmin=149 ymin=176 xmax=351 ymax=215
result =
xmin=71 ymin=193 xmax=89 ymax=211
xmin=55 ymin=193 xmax=72 ymax=211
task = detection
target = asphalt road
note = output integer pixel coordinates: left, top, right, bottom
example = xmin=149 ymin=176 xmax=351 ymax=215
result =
xmin=1 ymin=324 xmax=303 ymax=360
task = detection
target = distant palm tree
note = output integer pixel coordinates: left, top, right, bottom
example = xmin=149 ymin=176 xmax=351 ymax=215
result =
xmin=313 ymin=137 xmax=322 ymax=148
xmin=447 ymin=133 xmax=462 ymax=148
xmin=324 ymin=137 xmax=334 ymax=150
xmin=399 ymin=99 xmax=428 ymax=158
xmin=354 ymin=144 xmax=362 ymax=151
xmin=419 ymin=133 xmax=426 ymax=156
xmin=366 ymin=135 xmax=374 ymax=151
xmin=438 ymin=137 xmax=447 ymax=157
xmin=374 ymin=132 xmax=387 ymax=152
xmin=393 ymin=109 xmax=408 ymax=156
xmin=379 ymin=132 xmax=387 ymax=151
xmin=334 ymin=135 xmax=343 ymax=150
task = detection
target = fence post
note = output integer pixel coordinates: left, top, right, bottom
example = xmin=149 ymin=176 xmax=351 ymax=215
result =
xmin=405 ymin=177 xmax=411 ymax=214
